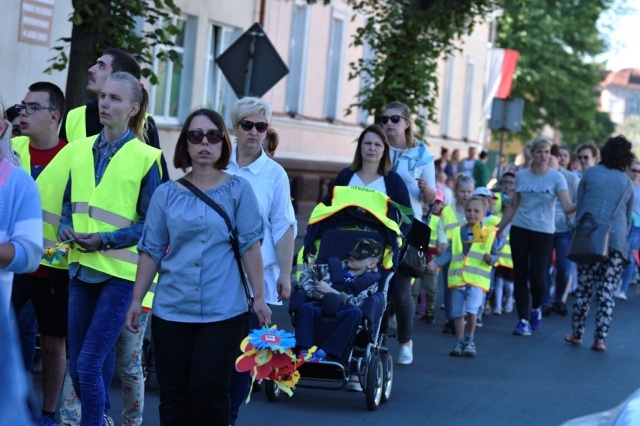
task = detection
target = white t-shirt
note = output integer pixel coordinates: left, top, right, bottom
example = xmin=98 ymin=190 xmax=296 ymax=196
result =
xmin=461 ymin=159 xmax=475 ymax=177
xmin=389 ymin=141 xmax=436 ymax=218
xmin=348 ymin=173 xmax=387 ymax=195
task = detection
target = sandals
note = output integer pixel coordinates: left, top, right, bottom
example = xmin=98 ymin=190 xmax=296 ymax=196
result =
xmin=591 ymin=341 xmax=606 ymax=352
xmin=564 ymin=334 xmax=582 ymax=346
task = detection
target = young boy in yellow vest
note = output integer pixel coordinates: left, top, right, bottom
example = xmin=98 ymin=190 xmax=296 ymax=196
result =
xmin=413 ymin=189 xmax=447 ymax=323
xmin=427 ymin=196 xmax=498 ymax=357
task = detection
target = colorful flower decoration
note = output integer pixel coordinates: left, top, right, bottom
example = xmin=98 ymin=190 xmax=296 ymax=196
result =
xmin=235 ymin=324 xmax=316 ymax=402
xmin=42 ymin=241 xmax=72 ymax=264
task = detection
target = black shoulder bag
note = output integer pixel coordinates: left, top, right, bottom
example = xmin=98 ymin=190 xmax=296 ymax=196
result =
xmin=177 ymin=178 xmax=253 ymax=313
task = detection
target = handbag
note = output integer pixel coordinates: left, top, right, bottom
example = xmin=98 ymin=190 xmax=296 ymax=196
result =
xmin=399 ymin=218 xmax=431 ymax=278
xmin=177 ymin=178 xmax=253 ymax=312
xmin=567 ymin=184 xmax=628 ymax=264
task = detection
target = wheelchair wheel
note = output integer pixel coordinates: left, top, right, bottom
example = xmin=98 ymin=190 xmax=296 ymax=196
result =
xmin=365 ymin=355 xmax=383 ymax=410
xmin=265 ymin=380 xmax=281 ymax=402
xmin=380 ymin=353 xmax=393 ymax=403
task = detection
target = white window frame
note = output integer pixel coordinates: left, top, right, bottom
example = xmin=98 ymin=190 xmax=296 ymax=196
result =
xmin=357 ymin=38 xmax=375 ymax=125
xmin=324 ymin=7 xmax=348 ymax=121
xmin=440 ymin=55 xmax=455 ymax=137
xmin=462 ymin=60 xmax=475 ymax=141
xmin=286 ymin=1 xmax=311 ymax=115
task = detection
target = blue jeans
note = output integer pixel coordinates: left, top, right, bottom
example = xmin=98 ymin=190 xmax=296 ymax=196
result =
xmin=68 ymin=277 xmax=133 ymax=426
xmin=620 ymin=226 xmax=640 ymax=294
xmin=544 ymin=231 xmax=572 ymax=306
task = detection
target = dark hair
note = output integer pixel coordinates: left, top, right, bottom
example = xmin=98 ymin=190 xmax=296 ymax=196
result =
xmin=501 ymin=170 xmax=516 ymax=180
xmin=264 ymin=128 xmax=279 ymax=156
xmin=6 ymin=105 xmax=19 ymax=122
xmin=440 ymin=147 xmax=448 ymax=155
xmin=383 ymin=101 xmax=414 ymax=147
xmin=576 ymin=140 xmax=599 ymax=160
xmin=350 ymin=124 xmax=392 ymax=176
xmin=479 ymin=150 xmax=488 ymax=160
xmin=600 ymin=135 xmax=635 ymax=171
xmin=103 ymin=48 xmax=141 ymax=80
xmin=174 ymin=109 xmax=232 ymax=172
xmin=550 ymin=144 xmax=561 ymax=158
xmin=28 ymin=81 xmax=65 ymax=123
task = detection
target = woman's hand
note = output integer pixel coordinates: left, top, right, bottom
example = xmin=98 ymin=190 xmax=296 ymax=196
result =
xmin=253 ymin=296 xmax=272 ymax=325
xmin=125 ymin=300 xmax=143 ymax=333
xmin=75 ymin=233 xmax=104 ymax=252
xmin=426 ymin=260 xmax=437 ymax=272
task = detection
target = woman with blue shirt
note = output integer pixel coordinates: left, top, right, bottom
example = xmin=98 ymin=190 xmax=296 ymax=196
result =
xmin=497 ymin=137 xmax=575 ymax=336
xmin=125 ymin=109 xmax=270 ymax=426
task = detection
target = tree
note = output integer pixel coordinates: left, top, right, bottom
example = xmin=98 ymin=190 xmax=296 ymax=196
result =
xmin=45 ymin=0 xmax=182 ymax=111
xmin=308 ymin=0 xmax=496 ymax=134
xmin=495 ymin=0 xmax=616 ymax=145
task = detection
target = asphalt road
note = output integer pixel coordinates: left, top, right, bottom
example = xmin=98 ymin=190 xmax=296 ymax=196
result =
xmin=34 ymin=288 xmax=640 ymax=425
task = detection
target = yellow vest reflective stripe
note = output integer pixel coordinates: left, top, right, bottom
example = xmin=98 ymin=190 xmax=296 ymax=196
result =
xmin=13 ymin=137 xmax=72 ymax=270
xmin=69 ymin=136 xmax=161 ymax=281
xmin=65 ymin=106 xmax=87 ymax=143
xmin=448 ymin=226 xmax=496 ymax=292
xmin=497 ymin=234 xmax=513 ymax=269
xmin=308 ymin=186 xmax=402 ymax=269
xmin=441 ymin=204 xmax=465 ymax=240
xmin=428 ymin=215 xmax=440 ymax=253
xmin=494 ymin=192 xmax=503 ymax=218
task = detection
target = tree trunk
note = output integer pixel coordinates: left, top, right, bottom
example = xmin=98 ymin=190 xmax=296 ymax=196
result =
xmin=64 ymin=20 xmax=99 ymax=111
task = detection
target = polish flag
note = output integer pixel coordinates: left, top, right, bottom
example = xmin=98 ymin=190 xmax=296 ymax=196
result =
xmin=483 ymin=48 xmax=520 ymax=117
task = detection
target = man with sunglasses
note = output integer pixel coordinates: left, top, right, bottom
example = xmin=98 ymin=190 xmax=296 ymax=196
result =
xmin=10 ymin=81 xmax=70 ymax=426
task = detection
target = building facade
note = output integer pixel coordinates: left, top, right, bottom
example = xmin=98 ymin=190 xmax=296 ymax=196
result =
xmin=600 ymin=68 xmax=640 ymax=126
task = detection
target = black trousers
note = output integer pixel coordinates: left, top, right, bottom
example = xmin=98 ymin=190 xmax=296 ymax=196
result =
xmin=152 ymin=313 xmax=248 ymax=426
xmin=510 ymin=226 xmax=554 ymax=322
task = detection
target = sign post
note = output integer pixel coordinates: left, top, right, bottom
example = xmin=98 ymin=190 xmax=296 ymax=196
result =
xmin=490 ymin=97 xmax=524 ymax=179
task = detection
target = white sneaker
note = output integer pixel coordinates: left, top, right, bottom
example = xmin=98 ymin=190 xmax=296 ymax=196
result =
xmin=504 ymin=299 xmax=514 ymax=314
xmin=614 ymin=291 xmax=628 ymax=300
xmin=345 ymin=375 xmax=362 ymax=392
xmin=397 ymin=340 xmax=413 ymax=365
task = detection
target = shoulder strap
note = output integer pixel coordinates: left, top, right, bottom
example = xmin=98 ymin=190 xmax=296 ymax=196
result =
xmin=609 ymin=180 xmax=631 ymax=226
xmin=177 ymin=177 xmax=253 ymax=311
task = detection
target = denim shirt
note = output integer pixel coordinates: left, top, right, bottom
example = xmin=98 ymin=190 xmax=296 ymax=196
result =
xmin=59 ymin=129 xmax=162 ymax=283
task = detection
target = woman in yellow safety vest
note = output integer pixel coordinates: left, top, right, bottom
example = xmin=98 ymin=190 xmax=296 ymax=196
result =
xmin=57 ymin=72 xmax=162 ymax=425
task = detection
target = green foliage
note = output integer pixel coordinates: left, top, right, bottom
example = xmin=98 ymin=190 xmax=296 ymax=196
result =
xmin=496 ymin=0 xmax=616 ymax=145
xmin=308 ymin=0 xmax=496 ymax=135
xmin=45 ymin=0 xmax=182 ymax=85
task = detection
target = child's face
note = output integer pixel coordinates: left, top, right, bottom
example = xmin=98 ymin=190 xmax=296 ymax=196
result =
xmin=432 ymin=200 xmax=444 ymax=214
xmin=465 ymin=200 xmax=486 ymax=225
xmin=456 ymin=183 xmax=474 ymax=205
xmin=347 ymin=256 xmax=377 ymax=274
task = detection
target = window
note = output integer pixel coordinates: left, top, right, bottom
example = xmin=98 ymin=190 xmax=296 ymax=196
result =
xmin=629 ymin=95 xmax=640 ymax=115
xmin=324 ymin=9 xmax=347 ymax=121
xmin=286 ymin=2 xmax=310 ymax=115
xmin=462 ymin=61 xmax=475 ymax=140
xmin=150 ymin=16 xmax=196 ymax=124
xmin=440 ymin=55 xmax=455 ymax=137
xmin=202 ymin=24 xmax=241 ymax=127
xmin=357 ymin=38 xmax=374 ymax=125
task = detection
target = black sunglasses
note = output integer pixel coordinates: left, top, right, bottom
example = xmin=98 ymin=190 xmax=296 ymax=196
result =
xmin=239 ymin=120 xmax=268 ymax=133
xmin=187 ymin=130 xmax=224 ymax=144
xmin=381 ymin=115 xmax=407 ymax=124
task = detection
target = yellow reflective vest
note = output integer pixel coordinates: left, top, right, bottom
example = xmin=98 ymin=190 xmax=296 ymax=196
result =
xmin=441 ymin=204 xmax=465 ymax=240
xmin=482 ymin=214 xmax=501 ymax=227
xmin=65 ymin=106 xmax=88 ymax=143
xmin=13 ymin=137 xmax=72 ymax=270
xmin=68 ymin=136 xmax=161 ymax=283
xmin=496 ymin=234 xmax=513 ymax=269
xmin=494 ymin=192 xmax=503 ymax=218
xmin=428 ymin=214 xmax=440 ymax=255
xmin=448 ymin=225 xmax=496 ymax=292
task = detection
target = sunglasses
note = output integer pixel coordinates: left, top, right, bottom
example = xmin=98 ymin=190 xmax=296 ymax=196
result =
xmin=239 ymin=120 xmax=268 ymax=133
xmin=631 ymin=169 xmax=640 ymax=174
xmin=187 ymin=130 xmax=224 ymax=144
xmin=381 ymin=115 xmax=407 ymax=124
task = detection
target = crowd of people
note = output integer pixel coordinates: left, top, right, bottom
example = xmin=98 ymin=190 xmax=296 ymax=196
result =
xmin=1 ymin=45 xmax=638 ymax=426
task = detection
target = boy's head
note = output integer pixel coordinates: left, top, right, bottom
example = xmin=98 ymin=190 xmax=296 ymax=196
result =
xmin=347 ymin=238 xmax=383 ymax=273
xmin=465 ymin=195 xmax=487 ymax=225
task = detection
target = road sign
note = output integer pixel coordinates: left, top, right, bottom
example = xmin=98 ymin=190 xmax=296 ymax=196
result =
xmin=216 ymin=22 xmax=289 ymax=99
xmin=489 ymin=98 xmax=524 ymax=132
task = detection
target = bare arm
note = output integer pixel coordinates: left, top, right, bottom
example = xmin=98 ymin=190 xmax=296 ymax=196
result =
xmin=243 ymin=241 xmax=272 ymax=325
xmin=274 ymin=227 xmax=295 ymax=301
xmin=498 ymin=192 xmax=521 ymax=235
xmin=0 ymin=244 xmax=15 ymax=269
xmin=557 ymin=189 xmax=576 ymax=214
xmin=126 ymin=252 xmax=158 ymax=333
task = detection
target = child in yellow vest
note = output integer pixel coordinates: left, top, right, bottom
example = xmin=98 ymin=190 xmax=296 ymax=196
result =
xmin=427 ymin=196 xmax=498 ymax=357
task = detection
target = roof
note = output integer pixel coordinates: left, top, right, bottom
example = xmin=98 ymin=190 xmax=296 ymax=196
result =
xmin=602 ymin=69 xmax=640 ymax=88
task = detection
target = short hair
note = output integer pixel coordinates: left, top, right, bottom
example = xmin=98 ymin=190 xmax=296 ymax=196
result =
xmin=383 ymin=101 xmax=414 ymax=147
xmin=231 ymin=97 xmax=273 ymax=128
xmin=6 ymin=105 xmax=19 ymax=122
xmin=600 ymin=135 xmax=635 ymax=171
xmin=454 ymin=174 xmax=475 ymax=192
xmin=576 ymin=140 xmax=600 ymax=160
xmin=466 ymin=195 xmax=488 ymax=212
xmin=28 ymin=81 xmax=65 ymax=123
xmin=174 ymin=109 xmax=232 ymax=172
xmin=103 ymin=48 xmax=141 ymax=80
xmin=550 ymin=144 xmax=561 ymax=158
xmin=440 ymin=147 xmax=448 ymax=155
xmin=350 ymin=124 xmax=392 ymax=176
xmin=530 ymin=136 xmax=551 ymax=153
xmin=479 ymin=150 xmax=488 ymax=160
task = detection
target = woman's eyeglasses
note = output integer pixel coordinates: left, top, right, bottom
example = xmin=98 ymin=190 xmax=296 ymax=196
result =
xmin=631 ymin=169 xmax=640 ymax=174
xmin=239 ymin=120 xmax=268 ymax=133
xmin=187 ymin=130 xmax=224 ymax=144
xmin=381 ymin=115 xmax=407 ymax=124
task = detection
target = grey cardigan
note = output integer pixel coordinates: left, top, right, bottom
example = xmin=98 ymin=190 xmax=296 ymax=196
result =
xmin=576 ymin=165 xmax=634 ymax=261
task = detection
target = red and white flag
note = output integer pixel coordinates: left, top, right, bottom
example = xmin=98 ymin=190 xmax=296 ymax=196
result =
xmin=483 ymin=48 xmax=519 ymax=117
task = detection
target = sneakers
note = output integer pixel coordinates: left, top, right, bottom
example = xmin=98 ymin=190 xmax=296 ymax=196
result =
xmin=504 ymin=299 xmax=513 ymax=313
xmin=442 ymin=320 xmax=455 ymax=335
xmin=463 ymin=340 xmax=477 ymax=357
xmin=513 ymin=320 xmax=532 ymax=336
xmin=345 ymin=374 xmax=363 ymax=392
xmin=493 ymin=309 xmax=502 ymax=316
xmin=103 ymin=416 xmax=115 ymax=426
xmin=39 ymin=415 xmax=57 ymax=426
xmin=424 ymin=306 xmax=436 ymax=324
xmin=614 ymin=291 xmax=628 ymax=300
xmin=541 ymin=305 xmax=553 ymax=317
xmin=476 ymin=317 xmax=483 ymax=328
xmin=308 ymin=349 xmax=327 ymax=362
xmin=397 ymin=340 xmax=413 ymax=365
xmin=530 ymin=308 xmax=542 ymax=331
xmin=450 ymin=341 xmax=464 ymax=357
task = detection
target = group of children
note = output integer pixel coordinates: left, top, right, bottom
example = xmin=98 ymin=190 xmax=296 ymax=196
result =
xmin=293 ymin=174 xmax=514 ymax=362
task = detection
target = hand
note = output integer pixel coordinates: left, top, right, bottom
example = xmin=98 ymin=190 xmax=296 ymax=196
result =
xmin=0 ymin=119 xmax=10 ymax=139
xmin=75 ymin=233 xmax=104 ymax=253
xmin=125 ymin=301 xmax=142 ymax=333
xmin=277 ymin=273 xmax=291 ymax=301
xmin=426 ymin=260 xmax=437 ymax=272
xmin=483 ymin=254 xmax=492 ymax=264
xmin=58 ymin=227 xmax=79 ymax=248
xmin=315 ymin=281 xmax=337 ymax=294
xmin=253 ymin=297 xmax=272 ymax=325
xmin=417 ymin=178 xmax=428 ymax=194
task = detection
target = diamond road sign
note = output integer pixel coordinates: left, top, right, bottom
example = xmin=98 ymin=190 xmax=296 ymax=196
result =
xmin=216 ymin=22 xmax=289 ymax=99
